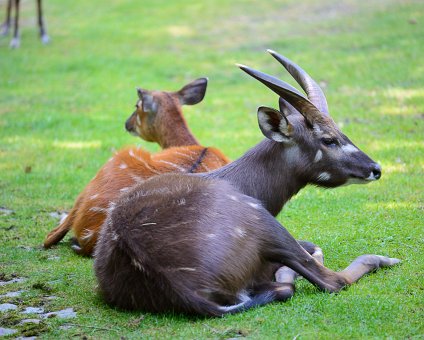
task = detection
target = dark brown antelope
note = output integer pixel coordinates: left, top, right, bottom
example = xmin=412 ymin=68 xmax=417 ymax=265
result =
xmin=94 ymin=50 xmax=398 ymax=316
xmin=43 ymin=78 xmax=229 ymax=256
xmin=1 ymin=0 xmax=49 ymax=48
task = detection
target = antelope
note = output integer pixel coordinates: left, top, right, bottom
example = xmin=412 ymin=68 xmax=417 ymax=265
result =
xmin=43 ymin=78 xmax=230 ymax=256
xmin=94 ymin=50 xmax=399 ymax=316
xmin=1 ymin=0 xmax=49 ymax=48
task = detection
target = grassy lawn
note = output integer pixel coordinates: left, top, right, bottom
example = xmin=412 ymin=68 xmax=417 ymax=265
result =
xmin=0 ymin=0 xmax=423 ymax=338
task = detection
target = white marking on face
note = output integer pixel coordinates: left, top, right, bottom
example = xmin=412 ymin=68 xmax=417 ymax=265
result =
xmin=314 ymin=149 xmax=323 ymax=163
xmin=119 ymin=163 xmax=128 ymax=169
xmin=317 ymin=172 xmax=331 ymax=181
xmin=313 ymin=124 xmax=322 ymax=135
xmin=341 ymin=144 xmax=358 ymax=154
xmin=135 ymin=126 xmax=142 ymax=135
xmin=136 ymin=115 xmax=141 ymax=125
xmin=285 ymin=145 xmax=300 ymax=163
xmin=89 ymin=193 xmax=99 ymax=200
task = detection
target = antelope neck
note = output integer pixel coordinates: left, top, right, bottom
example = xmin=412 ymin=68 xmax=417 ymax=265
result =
xmin=201 ymin=139 xmax=306 ymax=216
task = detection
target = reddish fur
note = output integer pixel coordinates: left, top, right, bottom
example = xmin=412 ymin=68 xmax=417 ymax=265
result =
xmin=43 ymin=79 xmax=229 ymax=255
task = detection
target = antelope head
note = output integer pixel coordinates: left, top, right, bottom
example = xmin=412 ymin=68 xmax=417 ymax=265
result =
xmin=125 ymin=78 xmax=208 ymax=146
xmin=239 ymin=50 xmax=381 ymax=187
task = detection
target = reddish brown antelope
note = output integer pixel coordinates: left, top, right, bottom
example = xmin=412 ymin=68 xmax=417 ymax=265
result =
xmin=94 ymin=50 xmax=398 ymax=316
xmin=1 ymin=0 xmax=49 ymax=48
xmin=43 ymin=78 xmax=229 ymax=256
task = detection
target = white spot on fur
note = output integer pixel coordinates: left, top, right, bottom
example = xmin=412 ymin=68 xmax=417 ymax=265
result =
xmin=271 ymin=132 xmax=286 ymax=142
xmin=119 ymin=163 xmax=128 ymax=169
xmin=107 ymin=201 xmax=116 ymax=213
xmin=120 ymin=187 xmax=131 ymax=193
xmin=176 ymin=267 xmax=196 ymax=272
xmin=234 ymin=227 xmax=246 ymax=238
xmin=176 ymin=198 xmax=186 ymax=206
xmin=111 ymin=231 xmax=119 ymax=241
xmin=227 ymin=194 xmax=239 ymax=202
xmin=140 ymin=222 xmax=157 ymax=227
xmin=247 ymin=202 xmax=260 ymax=209
xmin=317 ymin=172 xmax=331 ymax=181
xmin=89 ymin=206 xmax=107 ymax=213
xmin=132 ymin=259 xmax=144 ymax=271
xmin=129 ymin=174 xmax=143 ymax=183
xmin=341 ymin=144 xmax=358 ymax=154
xmin=89 ymin=193 xmax=99 ymax=200
xmin=129 ymin=149 xmax=161 ymax=174
xmin=81 ymin=229 xmax=95 ymax=241
xmin=207 ymin=233 xmax=216 ymax=238
xmin=314 ymin=149 xmax=323 ymax=163
xmin=155 ymin=159 xmax=186 ymax=171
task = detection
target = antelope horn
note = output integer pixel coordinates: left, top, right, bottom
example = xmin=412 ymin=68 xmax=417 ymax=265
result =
xmin=267 ymin=49 xmax=329 ymax=115
xmin=237 ymin=63 xmax=323 ymax=124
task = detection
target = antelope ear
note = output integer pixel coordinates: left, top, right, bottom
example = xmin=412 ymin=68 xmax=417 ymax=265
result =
xmin=177 ymin=78 xmax=208 ymax=105
xmin=140 ymin=92 xmax=158 ymax=113
xmin=257 ymin=106 xmax=293 ymax=143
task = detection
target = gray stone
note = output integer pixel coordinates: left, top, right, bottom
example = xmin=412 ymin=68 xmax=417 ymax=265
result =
xmin=0 ymin=277 xmax=25 ymax=286
xmin=19 ymin=319 xmax=41 ymax=325
xmin=0 ymin=290 xmax=25 ymax=298
xmin=42 ymin=307 xmax=76 ymax=319
xmin=22 ymin=307 xmax=44 ymax=314
xmin=0 ymin=303 xmax=17 ymax=312
xmin=0 ymin=327 xmax=17 ymax=336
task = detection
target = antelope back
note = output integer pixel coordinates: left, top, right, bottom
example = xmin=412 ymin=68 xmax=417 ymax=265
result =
xmin=125 ymin=78 xmax=208 ymax=148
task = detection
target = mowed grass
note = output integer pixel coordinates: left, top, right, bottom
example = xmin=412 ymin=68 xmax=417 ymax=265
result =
xmin=0 ymin=0 xmax=423 ymax=338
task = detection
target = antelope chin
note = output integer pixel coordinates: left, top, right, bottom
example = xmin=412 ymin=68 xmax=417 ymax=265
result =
xmin=344 ymin=173 xmax=377 ymax=186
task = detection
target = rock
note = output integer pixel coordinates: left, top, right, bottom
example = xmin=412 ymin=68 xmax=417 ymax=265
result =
xmin=0 ymin=277 xmax=25 ymax=286
xmin=0 ymin=290 xmax=25 ymax=298
xmin=0 ymin=327 xmax=18 ymax=336
xmin=19 ymin=319 xmax=41 ymax=325
xmin=0 ymin=303 xmax=18 ymax=312
xmin=42 ymin=307 xmax=76 ymax=319
xmin=22 ymin=307 xmax=44 ymax=314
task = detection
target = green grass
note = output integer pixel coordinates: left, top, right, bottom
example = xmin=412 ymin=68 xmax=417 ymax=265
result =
xmin=0 ymin=0 xmax=423 ymax=338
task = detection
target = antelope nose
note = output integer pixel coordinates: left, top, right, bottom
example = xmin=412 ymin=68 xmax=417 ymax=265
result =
xmin=372 ymin=164 xmax=382 ymax=180
xmin=125 ymin=119 xmax=132 ymax=132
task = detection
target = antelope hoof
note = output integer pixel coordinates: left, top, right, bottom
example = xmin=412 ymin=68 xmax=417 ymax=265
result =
xmin=41 ymin=34 xmax=50 ymax=45
xmin=9 ymin=37 xmax=20 ymax=48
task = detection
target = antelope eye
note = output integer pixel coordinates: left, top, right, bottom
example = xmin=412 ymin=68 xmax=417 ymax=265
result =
xmin=321 ymin=137 xmax=338 ymax=147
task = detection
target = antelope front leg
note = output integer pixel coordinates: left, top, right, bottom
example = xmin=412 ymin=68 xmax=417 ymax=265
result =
xmin=275 ymin=240 xmax=324 ymax=284
xmin=341 ymin=255 xmax=400 ymax=285
xmin=9 ymin=0 xmax=19 ymax=48
xmin=36 ymin=0 xmax=49 ymax=44
xmin=1 ymin=0 xmax=12 ymax=36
